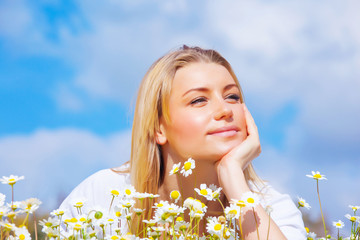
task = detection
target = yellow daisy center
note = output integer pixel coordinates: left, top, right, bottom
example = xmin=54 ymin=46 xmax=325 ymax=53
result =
xmin=171 ymin=191 xmax=180 ymax=199
xmin=115 ymin=211 xmax=122 ymax=217
xmin=236 ymin=200 xmax=246 ymax=207
xmin=19 ymin=234 xmax=25 ymax=240
xmin=176 ymin=216 xmax=183 ymax=222
xmin=350 ymin=217 xmax=356 ymax=222
xmin=157 ymin=203 xmax=163 ymax=207
xmin=111 ymin=236 xmax=120 ymax=240
xmin=214 ymin=223 xmax=222 ymax=231
xmin=313 ymin=173 xmax=322 ymax=179
xmin=173 ymin=167 xmax=179 ymax=173
xmin=299 ymin=201 xmax=305 ymax=207
xmin=75 ymin=202 xmax=83 ymax=207
xmin=200 ymin=189 xmax=208 ymax=195
xmin=56 ymin=211 xmax=64 ymax=216
xmin=229 ymin=209 xmax=237 ymax=215
xmin=184 ymin=162 xmax=192 ymax=170
xmin=74 ymin=224 xmax=82 ymax=231
xmin=9 ymin=178 xmax=15 ymax=182
xmin=336 ymin=223 xmax=341 ymax=226
xmin=79 ymin=217 xmax=86 ymax=222
xmin=111 ymin=190 xmax=119 ymax=195
xmin=247 ymin=198 xmax=255 ymax=204
xmin=70 ymin=218 xmax=78 ymax=223
xmin=125 ymin=189 xmax=131 ymax=195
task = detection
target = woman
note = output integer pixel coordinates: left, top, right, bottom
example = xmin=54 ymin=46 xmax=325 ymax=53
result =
xmin=59 ymin=46 xmax=306 ymax=239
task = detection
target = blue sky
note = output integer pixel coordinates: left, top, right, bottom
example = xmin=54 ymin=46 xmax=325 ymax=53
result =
xmin=1 ymin=0 xmax=359 ymax=235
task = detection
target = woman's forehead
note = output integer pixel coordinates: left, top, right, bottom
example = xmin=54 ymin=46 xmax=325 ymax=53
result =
xmin=171 ymin=62 xmax=237 ymax=93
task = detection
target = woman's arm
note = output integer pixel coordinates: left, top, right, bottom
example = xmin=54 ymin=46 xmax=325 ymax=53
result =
xmin=216 ymin=104 xmax=287 ymax=240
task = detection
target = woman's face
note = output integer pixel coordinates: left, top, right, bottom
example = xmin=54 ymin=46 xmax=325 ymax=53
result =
xmin=158 ymin=62 xmax=248 ymax=162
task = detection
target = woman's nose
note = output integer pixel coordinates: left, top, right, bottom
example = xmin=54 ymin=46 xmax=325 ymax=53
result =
xmin=214 ymin=100 xmax=233 ymax=120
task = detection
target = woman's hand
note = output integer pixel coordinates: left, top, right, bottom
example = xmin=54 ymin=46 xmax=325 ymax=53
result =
xmin=215 ymin=104 xmax=261 ymax=199
xmin=218 ymin=103 xmax=261 ymax=171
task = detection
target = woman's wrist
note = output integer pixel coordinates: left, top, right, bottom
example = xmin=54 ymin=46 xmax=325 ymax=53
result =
xmin=217 ymin=161 xmax=251 ymax=200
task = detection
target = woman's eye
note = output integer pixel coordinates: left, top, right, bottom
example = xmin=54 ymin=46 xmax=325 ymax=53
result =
xmin=190 ymin=97 xmax=207 ymax=105
xmin=226 ymin=94 xmax=240 ymax=101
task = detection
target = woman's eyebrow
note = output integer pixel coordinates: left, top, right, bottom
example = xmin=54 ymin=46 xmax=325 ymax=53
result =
xmin=182 ymin=87 xmax=209 ymax=97
xmin=182 ymin=84 xmax=239 ymax=97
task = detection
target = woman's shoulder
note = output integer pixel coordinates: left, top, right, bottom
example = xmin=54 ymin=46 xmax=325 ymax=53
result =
xmin=59 ymin=166 xmax=131 ymax=215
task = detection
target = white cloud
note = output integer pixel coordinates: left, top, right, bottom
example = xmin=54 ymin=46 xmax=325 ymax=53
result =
xmin=0 ymin=128 xmax=131 ymax=208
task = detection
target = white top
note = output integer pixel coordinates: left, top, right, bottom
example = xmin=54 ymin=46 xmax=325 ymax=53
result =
xmin=59 ymin=168 xmax=307 ymax=239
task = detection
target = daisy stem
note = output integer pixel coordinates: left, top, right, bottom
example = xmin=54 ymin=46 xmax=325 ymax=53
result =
xmin=11 ymin=185 xmax=14 ymax=211
xmin=239 ymin=209 xmax=244 ymax=240
xmin=109 ymin=196 xmax=115 ymax=213
xmin=147 ymin=198 xmax=153 ymax=220
xmin=136 ymin=214 xmax=141 ymax=237
xmin=22 ymin=212 xmax=30 ymax=226
xmin=34 ymin=213 xmax=38 ymax=240
xmin=337 ymin=228 xmax=339 ymax=240
xmin=316 ymin=179 xmax=327 ymax=237
xmin=216 ymin=198 xmax=225 ymax=213
xmin=172 ymin=218 xmax=176 ymax=240
xmin=252 ymin=207 xmax=260 ymax=240
xmin=266 ymin=213 xmax=271 ymax=240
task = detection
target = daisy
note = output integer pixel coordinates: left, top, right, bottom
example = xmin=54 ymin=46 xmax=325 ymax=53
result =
xmin=169 ymin=163 xmax=181 ymax=175
xmin=345 ymin=214 xmax=360 ymax=223
xmin=332 ymin=220 xmax=344 ymax=228
xmin=180 ymin=158 xmax=195 ymax=177
xmin=195 ymin=184 xmax=213 ymax=201
xmin=50 ymin=208 xmax=66 ymax=217
xmin=175 ymin=220 xmax=190 ymax=232
xmin=206 ymin=216 xmax=223 ymax=237
xmin=307 ymin=232 xmax=317 ymax=240
xmin=39 ymin=216 xmax=60 ymax=228
xmin=170 ymin=190 xmax=181 ymax=203
xmin=209 ymin=184 xmax=222 ymax=200
xmin=72 ymin=198 xmax=86 ymax=209
xmin=110 ymin=188 xmax=121 ymax=197
xmin=119 ymin=199 xmax=136 ymax=209
xmin=306 ymin=171 xmax=327 ymax=180
xmin=134 ymin=192 xmax=152 ymax=200
xmin=297 ymin=197 xmax=311 ymax=210
xmin=148 ymin=193 xmax=160 ymax=199
xmin=20 ymin=198 xmax=42 ymax=214
xmin=0 ymin=175 xmax=24 ymax=186
xmin=349 ymin=205 xmax=360 ymax=213
xmin=241 ymin=192 xmax=260 ymax=208
xmin=7 ymin=201 xmax=22 ymax=211
xmin=122 ymin=185 xmax=137 ymax=198
xmin=265 ymin=205 xmax=273 ymax=215
xmin=133 ymin=208 xmax=144 ymax=216
xmin=142 ymin=219 xmax=157 ymax=226
xmin=224 ymin=204 xmax=241 ymax=219
xmin=0 ymin=222 xmax=16 ymax=231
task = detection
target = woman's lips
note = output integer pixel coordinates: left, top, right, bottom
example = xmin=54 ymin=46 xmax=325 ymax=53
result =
xmin=208 ymin=126 xmax=239 ymax=137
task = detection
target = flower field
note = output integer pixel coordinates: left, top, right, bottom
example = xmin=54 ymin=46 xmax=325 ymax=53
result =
xmin=1 ymin=161 xmax=359 ymax=240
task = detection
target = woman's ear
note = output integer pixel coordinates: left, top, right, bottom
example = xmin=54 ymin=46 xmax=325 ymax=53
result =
xmin=155 ymin=121 xmax=167 ymax=145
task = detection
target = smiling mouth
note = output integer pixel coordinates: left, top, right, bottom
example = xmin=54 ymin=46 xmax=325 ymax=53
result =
xmin=208 ymin=126 xmax=239 ymax=137
xmin=209 ymin=130 xmax=238 ymax=137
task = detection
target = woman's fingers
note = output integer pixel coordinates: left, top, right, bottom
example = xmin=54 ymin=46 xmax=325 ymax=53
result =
xmin=243 ymin=103 xmax=259 ymax=138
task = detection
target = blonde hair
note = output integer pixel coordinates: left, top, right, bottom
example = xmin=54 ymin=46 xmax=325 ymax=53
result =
xmin=124 ymin=45 xmax=263 ymax=231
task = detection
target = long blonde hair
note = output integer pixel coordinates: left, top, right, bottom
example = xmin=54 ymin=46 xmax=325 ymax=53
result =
xmin=127 ymin=45 xmax=263 ymax=230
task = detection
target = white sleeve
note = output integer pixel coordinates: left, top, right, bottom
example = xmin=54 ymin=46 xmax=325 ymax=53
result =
xmin=261 ymin=185 xmax=307 ymax=240
xmin=58 ymin=169 xmax=129 ymax=219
